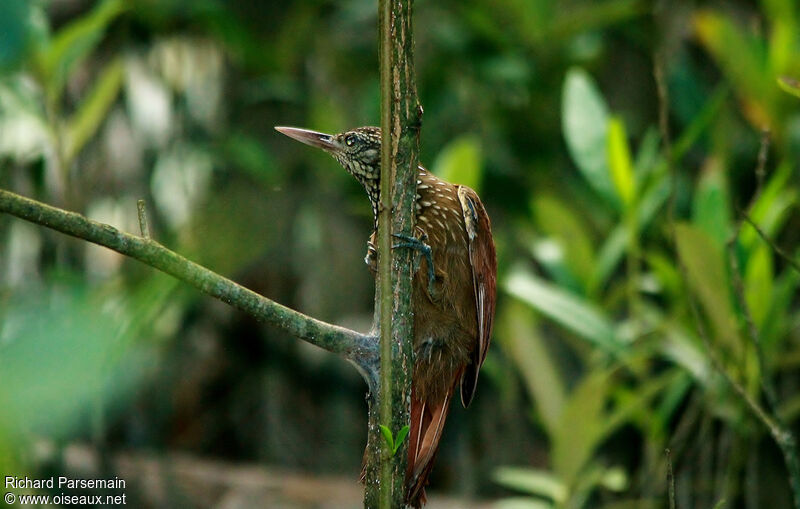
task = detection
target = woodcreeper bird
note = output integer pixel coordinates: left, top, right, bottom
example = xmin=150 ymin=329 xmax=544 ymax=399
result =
xmin=276 ymin=126 xmax=496 ymax=507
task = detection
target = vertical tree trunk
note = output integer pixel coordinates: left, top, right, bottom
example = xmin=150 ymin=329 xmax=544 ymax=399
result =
xmin=363 ymin=0 xmax=421 ymax=507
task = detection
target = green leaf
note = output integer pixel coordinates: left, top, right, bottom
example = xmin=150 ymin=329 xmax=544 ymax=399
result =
xmin=662 ymin=324 xmax=711 ymax=383
xmin=531 ymin=195 xmax=596 ymax=290
xmin=778 ymin=76 xmax=800 ymax=98
xmin=692 ymin=158 xmax=732 ymax=249
xmin=591 ymin=226 xmax=628 ymax=293
xmin=378 ymin=424 xmax=409 ymax=456
xmin=552 ymin=370 xmax=610 ymax=484
xmin=763 ymin=0 xmax=798 ymax=74
xmin=498 ymin=302 xmax=566 ymax=437
xmin=64 ymin=57 xmax=124 ymax=165
xmin=493 ymin=467 xmax=567 ymax=503
xmin=562 ymin=67 xmax=616 ymax=206
xmin=432 ymin=134 xmax=483 ymax=192
xmin=607 ymin=116 xmax=635 ymax=207
xmin=394 ymin=425 xmax=410 ymax=455
xmin=379 ymin=424 xmax=395 ymax=453
xmin=37 ymin=0 xmax=126 ymax=102
xmin=711 ymin=499 xmax=727 ymax=509
xmin=744 ymin=245 xmax=773 ymax=328
xmin=505 ymin=267 xmax=621 ymax=353
xmin=674 ymin=223 xmax=740 ymax=353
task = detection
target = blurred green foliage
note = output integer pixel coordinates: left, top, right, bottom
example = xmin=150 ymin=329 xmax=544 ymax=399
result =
xmin=0 ymin=0 xmax=799 ymax=507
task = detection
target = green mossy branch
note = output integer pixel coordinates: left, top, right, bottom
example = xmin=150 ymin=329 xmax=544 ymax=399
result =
xmin=0 ymin=189 xmax=379 ymax=386
xmin=363 ymin=0 xmax=421 ymax=507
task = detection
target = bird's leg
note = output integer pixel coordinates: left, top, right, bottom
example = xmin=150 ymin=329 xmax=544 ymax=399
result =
xmin=392 ymin=231 xmax=437 ymax=298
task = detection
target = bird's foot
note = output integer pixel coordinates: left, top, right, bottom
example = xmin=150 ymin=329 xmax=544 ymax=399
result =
xmin=364 ymin=239 xmax=378 ymax=274
xmin=392 ymin=232 xmax=437 ymax=297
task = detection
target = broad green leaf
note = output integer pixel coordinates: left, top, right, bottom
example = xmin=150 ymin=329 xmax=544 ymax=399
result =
xmin=37 ymin=0 xmax=126 ymax=102
xmin=768 ymin=22 xmax=795 ymax=76
xmin=692 ymin=158 xmax=732 ymax=249
xmin=432 ymin=134 xmax=483 ymax=192
xmin=674 ymin=223 xmax=740 ymax=353
xmin=562 ymin=67 xmax=616 ymax=206
xmin=498 ymin=302 xmax=566 ymax=437
xmin=591 ymin=225 xmax=627 ymax=293
xmin=493 ymin=467 xmax=567 ymax=503
xmin=763 ymin=0 xmax=798 ymax=74
xmin=607 ymin=116 xmax=635 ymax=207
xmin=778 ymin=76 xmax=800 ymax=98
xmin=505 ymin=267 xmax=621 ymax=353
xmin=662 ymin=324 xmax=711 ymax=383
xmin=656 ymin=372 xmax=693 ymax=425
xmin=744 ymin=245 xmax=773 ymax=328
xmin=64 ymin=57 xmax=124 ymax=164
xmin=552 ymin=370 xmax=610 ymax=484
xmin=530 ymin=237 xmax=582 ymax=293
xmin=531 ymin=195 xmax=596 ymax=290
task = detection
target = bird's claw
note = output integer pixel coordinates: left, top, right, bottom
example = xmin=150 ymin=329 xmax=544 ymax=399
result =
xmin=392 ymin=233 xmax=437 ymax=297
xmin=364 ymin=240 xmax=378 ymax=273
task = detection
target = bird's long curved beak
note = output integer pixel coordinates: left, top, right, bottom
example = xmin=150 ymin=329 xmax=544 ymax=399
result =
xmin=275 ymin=126 xmax=337 ymax=151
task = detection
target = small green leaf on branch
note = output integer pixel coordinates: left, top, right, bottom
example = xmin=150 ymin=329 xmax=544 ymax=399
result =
xmin=379 ymin=424 xmax=410 ymax=457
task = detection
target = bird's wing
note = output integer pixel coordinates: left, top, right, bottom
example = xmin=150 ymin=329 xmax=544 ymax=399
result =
xmin=456 ymin=185 xmax=497 ymax=407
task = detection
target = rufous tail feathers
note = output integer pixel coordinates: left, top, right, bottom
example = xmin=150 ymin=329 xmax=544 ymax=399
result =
xmin=406 ymin=384 xmax=455 ymax=508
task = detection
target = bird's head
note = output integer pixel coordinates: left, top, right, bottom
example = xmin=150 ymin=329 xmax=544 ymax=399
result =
xmin=275 ymin=126 xmax=382 ymax=218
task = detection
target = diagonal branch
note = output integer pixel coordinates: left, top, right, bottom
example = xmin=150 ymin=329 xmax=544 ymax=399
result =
xmin=0 ymin=188 xmax=378 ymax=386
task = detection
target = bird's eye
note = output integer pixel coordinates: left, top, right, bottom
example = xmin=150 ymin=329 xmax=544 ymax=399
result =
xmin=345 ymin=135 xmax=355 ymax=147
